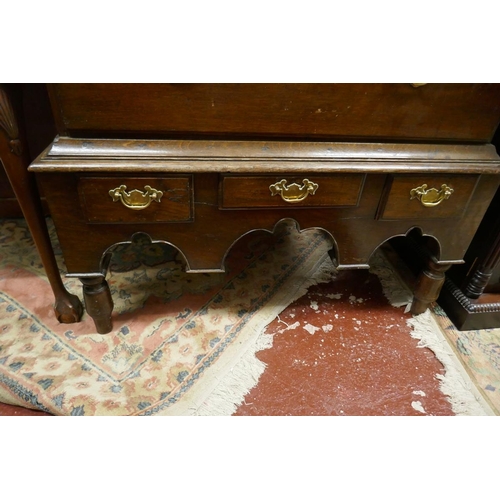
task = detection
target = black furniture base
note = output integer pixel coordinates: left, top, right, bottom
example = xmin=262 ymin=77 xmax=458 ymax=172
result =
xmin=438 ymin=278 xmax=500 ymax=331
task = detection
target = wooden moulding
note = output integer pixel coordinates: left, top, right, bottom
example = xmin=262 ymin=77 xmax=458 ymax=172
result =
xmin=29 ymin=138 xmax=500 ymax=174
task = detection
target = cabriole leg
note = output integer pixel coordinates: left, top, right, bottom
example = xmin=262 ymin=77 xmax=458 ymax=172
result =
xmin=0 ymin=84 xmax=83 ymax=323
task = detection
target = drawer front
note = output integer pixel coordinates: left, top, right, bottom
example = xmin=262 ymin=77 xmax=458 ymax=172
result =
xmin=78 ymin=176 xmax=192 ymax=223
xmin=220 ymin=174 xmax=365 ymax=209
xmin=378 ymin=174 xmax=479 ymax=220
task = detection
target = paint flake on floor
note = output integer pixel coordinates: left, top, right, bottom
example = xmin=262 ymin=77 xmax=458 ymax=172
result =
xmin=411 ymin=401 xmax=427 ymax=414
xmin=303 ymin=323 xmax=320 ymax=335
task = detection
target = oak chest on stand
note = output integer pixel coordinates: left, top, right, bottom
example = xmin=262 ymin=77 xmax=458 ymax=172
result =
xmin=30 ymin=84 xmax=500 ymax=333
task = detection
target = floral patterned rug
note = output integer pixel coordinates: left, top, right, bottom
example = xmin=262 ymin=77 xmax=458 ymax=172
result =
xmin=1 ymin=217 xmax=499 ymax=416
xmin=0 ymin=218 xmax=334 ymax=415
xmin=431 ymin=304 xmax=500 ymax=415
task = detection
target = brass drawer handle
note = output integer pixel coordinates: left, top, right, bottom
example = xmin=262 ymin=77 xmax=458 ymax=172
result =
xmin=109 ymin=185 xmax=163 ymax=210
xmin=269 ymin=178 xmax=319 ymax=203
xmin=410 ymin=183 xmax=454 ymax=207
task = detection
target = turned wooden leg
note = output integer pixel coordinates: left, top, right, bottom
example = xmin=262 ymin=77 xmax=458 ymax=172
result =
xmin=462 ymin=213 xmax=500 ymax=299
xmin=411 ymin=257 xmax=451 ymax=315
xmin=0 ymin=85 xmax=83 ymax=323
xmin=80 ymin=276 xmax=114 ymax=334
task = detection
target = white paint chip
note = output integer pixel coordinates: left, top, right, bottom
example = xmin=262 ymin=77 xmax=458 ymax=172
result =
xmin=411 ymin=401 xmax=426 ymax=414
xmin=412 ymin=390 xmax=426 ymax=397
xmin=310 ymin=301 xmax=319 ymax=311
xmin=304 ymin=323 xmax=320 ymax=335
xmin=322 ymin=324 xmax=334 ymax=333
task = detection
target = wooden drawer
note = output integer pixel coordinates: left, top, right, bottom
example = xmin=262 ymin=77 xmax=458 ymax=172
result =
xmin=377 ymin=174 xmax=479 ymax=220
xmin=78 ymin=176 xmax=193 ymax=223
xmin=48 ymin=84 xmax=500 ymax=142
xmin=220 ymin=174 xmax=365 ymax=209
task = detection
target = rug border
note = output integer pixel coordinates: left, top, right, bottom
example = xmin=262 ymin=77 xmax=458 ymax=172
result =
xmin=142 ymin=240 xmax=335 ymax=415
xmin=430 ymin=304 xmax=500 ymax=416
xmin=371 ymin=249 xmax=496 ymax=416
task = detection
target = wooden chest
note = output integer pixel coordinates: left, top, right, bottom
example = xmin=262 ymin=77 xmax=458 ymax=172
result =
xmin=30 ymin=84 xmax=500 ymax=333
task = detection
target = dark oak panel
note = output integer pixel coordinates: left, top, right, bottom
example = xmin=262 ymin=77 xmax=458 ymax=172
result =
xmin=49 ymin=83 xmax=500 ymax=142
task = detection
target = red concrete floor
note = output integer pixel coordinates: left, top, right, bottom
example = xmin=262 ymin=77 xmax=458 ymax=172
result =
xmin=0 ymin=403 xmax=50 ymax=416
xmin=0 ymin=265 xmax=454 ymax=417
xmin=235 ymin=268 xmax=453 ymax=416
